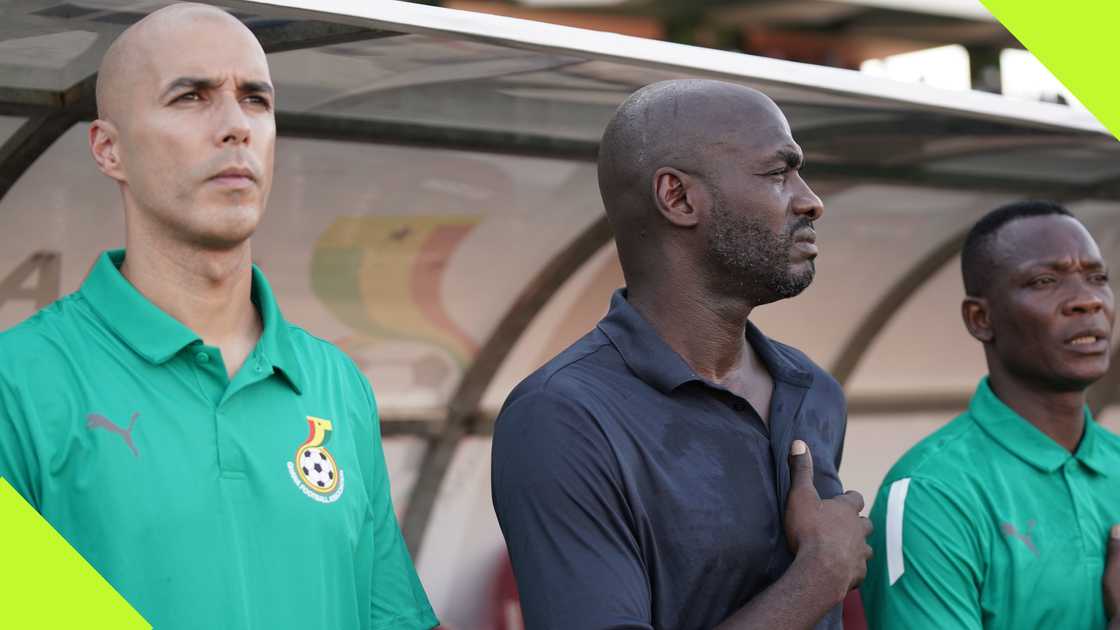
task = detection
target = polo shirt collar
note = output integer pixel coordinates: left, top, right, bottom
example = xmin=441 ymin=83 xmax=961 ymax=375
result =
xmin=81 ymin=250 xmax=305 ymax=394
xmin=970 ymin=376 xmax=1107 ymax=474
xmin=1072 ymin=414 xmax=1116 ymax=476
xmin=250 ymin=263 xmax=305 ymax=395
xmin=81 ymin=250 xmax=199 ymax=364
xmin=597 ymin=288 xmax=812 ymax=394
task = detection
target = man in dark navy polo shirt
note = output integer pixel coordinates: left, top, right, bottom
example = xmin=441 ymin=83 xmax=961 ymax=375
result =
xmin=492 ymin=79 xmax=871 ymax=629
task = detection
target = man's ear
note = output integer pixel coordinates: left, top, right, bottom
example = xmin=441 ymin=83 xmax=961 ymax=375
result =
xmin=652 ymin=167 xmax=706 ymax=228
xmin=962 ymin=296 xmax=994 ymax=343
xmin=89 ymin=119 xmax=126 ymax=183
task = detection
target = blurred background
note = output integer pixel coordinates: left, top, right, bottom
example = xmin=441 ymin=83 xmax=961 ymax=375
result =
xmin=1 ymin=0 xmax=1117 ymax=628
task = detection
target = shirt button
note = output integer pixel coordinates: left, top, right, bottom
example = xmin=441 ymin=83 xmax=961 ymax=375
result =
xmin=195 ymin=351 xmax=210 ymax=364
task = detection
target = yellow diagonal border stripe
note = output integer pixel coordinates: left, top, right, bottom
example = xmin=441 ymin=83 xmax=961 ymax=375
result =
xmin=0 ymin=478 xmax=149 ymax=628
xmin=981 ymin=1 xmax=1120 ymax=140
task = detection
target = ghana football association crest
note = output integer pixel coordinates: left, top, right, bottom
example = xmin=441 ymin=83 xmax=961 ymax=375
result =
xmin=287 ymin=416 xmax=345 ymax=503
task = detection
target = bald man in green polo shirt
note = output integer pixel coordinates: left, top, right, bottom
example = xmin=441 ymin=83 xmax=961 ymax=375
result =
xmin=0 ymin=4 xmax=436 ymax=629
xmin=863 ymin=200 xmax=1120 ymax=629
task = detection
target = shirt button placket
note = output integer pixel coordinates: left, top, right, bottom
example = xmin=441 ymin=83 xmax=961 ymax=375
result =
xmin=215 ymin=408 xmax=245 ymax=476
xmin=1062 ymin=460 xmax=1089 ymax=557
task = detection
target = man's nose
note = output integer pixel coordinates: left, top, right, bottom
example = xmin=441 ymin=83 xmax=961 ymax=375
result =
xmin=792 ymin=174 xmax=823 ymax=221
xmin=1064 ymin=290 xmax=1105 ymax=316
xmin=215 ymin=94 xmax=251 ymax=146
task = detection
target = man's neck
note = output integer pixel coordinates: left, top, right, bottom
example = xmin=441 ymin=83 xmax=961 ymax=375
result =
xmin=120 ymin=234 xmax=261 ymax=377
xmin=627 ymin=279 xmax=757 ymax=384
xmin=986 ymin=370 xmax=1087 ymax=453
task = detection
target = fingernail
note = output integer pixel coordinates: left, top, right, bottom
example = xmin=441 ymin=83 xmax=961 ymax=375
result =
xmin=1111 ymin=524 xmax=1120 ymax=539
xmin=791 ymin=440 xmax=807 ymax=456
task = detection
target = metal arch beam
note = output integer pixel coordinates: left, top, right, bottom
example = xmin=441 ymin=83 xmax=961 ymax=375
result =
xmin=830 ymin=224 xmax=971 ymax=386
xmin=0 ymin=95 xmax=1109 ymax=192
xmin=278 ymin=111 xmax=598 ymax=160
xmin=0 ymin=77 xmax=95 ymax=204
xmin=803 ymin=163 xmax=1111 ymax=200
xmin=400 ymin=214 xmax=614 ymax=557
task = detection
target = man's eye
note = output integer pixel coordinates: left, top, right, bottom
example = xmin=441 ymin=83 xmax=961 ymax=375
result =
xmin=174 ymin=92 xmax=201 ymax=102
xmin=1090 ymin=272 xmax=1110 ymax=284
xmin=245 ymin=95 xmax=271 ymax=108
xmin=1028 ymin=276 xmax=1055 ymax=288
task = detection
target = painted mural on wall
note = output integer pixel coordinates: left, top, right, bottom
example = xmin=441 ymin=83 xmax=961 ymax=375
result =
xmin=311 ymin=215 xmax=481 ymax=368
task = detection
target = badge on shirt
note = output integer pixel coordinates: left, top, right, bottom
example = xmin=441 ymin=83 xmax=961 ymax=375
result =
xmin=287 ymin=416 xmax=345 ymax=503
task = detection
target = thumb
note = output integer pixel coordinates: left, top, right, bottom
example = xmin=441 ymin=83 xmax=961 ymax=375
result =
xmin=789 ymin=440 xmax=818 ymax=495
xmin=1109 ymin=524 xmax=1120 ymax=557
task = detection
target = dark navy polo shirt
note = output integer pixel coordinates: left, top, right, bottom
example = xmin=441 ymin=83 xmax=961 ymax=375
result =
xmin=492 ymin=289 xmax=847 ymax=630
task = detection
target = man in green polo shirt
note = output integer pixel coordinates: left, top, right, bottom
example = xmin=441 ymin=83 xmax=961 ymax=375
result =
xmin=0 ymin=4 xmax=436 ymax=629
xmin=863 ymin=200 xmax=1120 ymax=629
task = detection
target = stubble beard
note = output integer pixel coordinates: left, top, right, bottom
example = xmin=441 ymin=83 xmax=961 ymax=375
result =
xmin=707 ymin=200 xmax=815 ymax=305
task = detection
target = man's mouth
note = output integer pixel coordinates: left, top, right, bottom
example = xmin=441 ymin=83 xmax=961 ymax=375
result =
xmin=792 ymin=230 xmax=817 ymax=258
xmin=209 ymin=166 xmax=257 ymax=186
xmin=1064 ymin=329 xmax=1110 ymax=353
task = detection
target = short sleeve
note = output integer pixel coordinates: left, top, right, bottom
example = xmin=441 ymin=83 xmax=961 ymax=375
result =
xmin=353 ymin=370 xmax=438 ymax=630
xmin=863 ymin=476 xmax=985 ymax=630
xmin=491 ymin=389 xmax=652 ymax=630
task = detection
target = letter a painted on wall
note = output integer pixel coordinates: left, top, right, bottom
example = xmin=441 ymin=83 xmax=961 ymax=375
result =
xmin=0 ymin=251 xmax=60 ymax=310
xmin=0 ymin=478 xmax=149 ymax=628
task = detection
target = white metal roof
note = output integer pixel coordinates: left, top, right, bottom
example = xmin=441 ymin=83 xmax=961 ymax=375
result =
xmin=237 ymin=0 xmax=1105 ymax=135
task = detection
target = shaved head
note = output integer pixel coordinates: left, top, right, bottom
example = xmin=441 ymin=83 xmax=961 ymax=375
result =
xmin=597 ymin=79 xmax=822 ymax=304
xmin=598 ymin=80 xmax=783 ymax=226
xmin=96 ymin=3 xmax=262 ymax=125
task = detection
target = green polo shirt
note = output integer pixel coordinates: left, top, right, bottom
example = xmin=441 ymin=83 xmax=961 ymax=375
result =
xmin=864 ymin=377 xmax=1120 ymax=630
xmin=0 ymin=250 xmax=437 ymax=630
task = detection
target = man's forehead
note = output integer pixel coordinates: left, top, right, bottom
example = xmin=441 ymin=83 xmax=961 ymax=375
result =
xmin=715 ymin=123 xmax=799 ymax=163
xmin=131 ymin=10 xmax=269 ymax=86
xmin=997 ymin=215 xmax=1101 ymax=267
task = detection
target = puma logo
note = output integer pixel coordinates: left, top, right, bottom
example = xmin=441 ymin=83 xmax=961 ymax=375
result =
xmin=1000 ymin=520 xmax=1038 ymax=557
xmin=86 ymin=412 xmax=140 ymax=458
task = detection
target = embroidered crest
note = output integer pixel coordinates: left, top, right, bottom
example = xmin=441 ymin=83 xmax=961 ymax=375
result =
xmin=287 ymin=416 xmax=344 ymax=503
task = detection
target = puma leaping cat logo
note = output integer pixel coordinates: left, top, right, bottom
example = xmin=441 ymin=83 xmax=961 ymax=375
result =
xmin=86 ymin=412 xmax=140 ymax=457
xmin=1000 ymin=520 xmax=1038 ymax=557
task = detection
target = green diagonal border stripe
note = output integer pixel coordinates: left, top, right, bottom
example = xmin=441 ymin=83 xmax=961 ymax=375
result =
xmin=981 ymin=0 xmax=1120 ymax=140
xmin=0 ymin=478 xmax=149 ymax=628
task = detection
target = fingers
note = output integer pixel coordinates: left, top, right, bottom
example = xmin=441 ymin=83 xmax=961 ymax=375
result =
xmin=789 ymin=440 xmax=817 ymax=493
xmin=847 ymin=544 xmax=872 ymax=591
xmin=861 ymin=515 xmax=873 ymax=538
xmin=833 ymin=490 xmax=866 ymax=514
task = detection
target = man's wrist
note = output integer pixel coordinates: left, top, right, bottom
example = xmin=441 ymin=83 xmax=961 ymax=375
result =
xmin=790 ymin=545 xmax=849 ymax=608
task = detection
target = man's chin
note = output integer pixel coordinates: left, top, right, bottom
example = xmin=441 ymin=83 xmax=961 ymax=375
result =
xmin=184 ymin=222 xmax=259 ymax=251
xmin=752 ymin=275 xmax=814 ymax=306
xmin=1043 ymin=365 xmax=1109 ymax=393
xmin=779 ymin=266 xmax=815 ymax=298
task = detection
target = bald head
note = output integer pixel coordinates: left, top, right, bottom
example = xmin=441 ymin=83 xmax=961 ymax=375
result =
xmin=96 ymin=3 xmax=264 ymax=124
xmin=598 ymin=79 xmax=787 ymax=227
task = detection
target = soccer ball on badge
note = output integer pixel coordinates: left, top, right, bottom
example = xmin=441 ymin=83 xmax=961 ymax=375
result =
xmin=297 ymin=447 xmax=338 ymax=493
